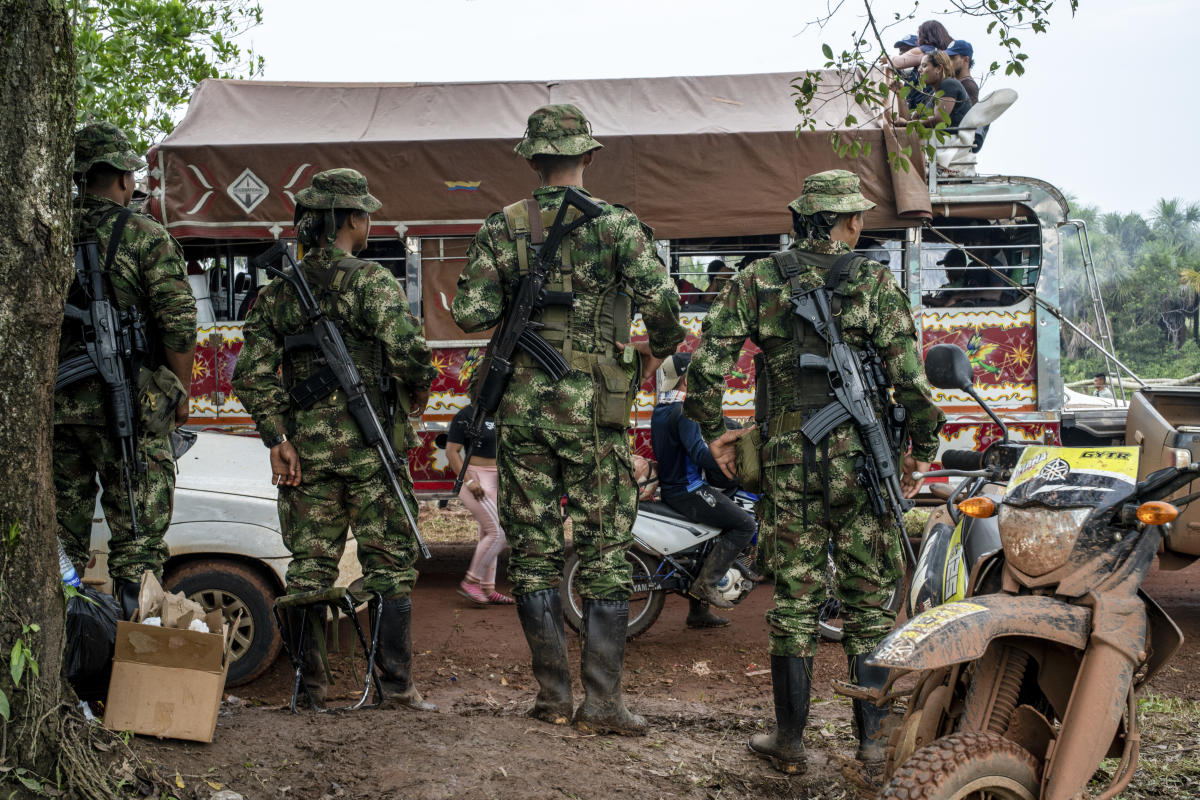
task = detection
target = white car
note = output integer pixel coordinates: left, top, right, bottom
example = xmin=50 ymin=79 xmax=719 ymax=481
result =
xmin=86 ymin=430 xmax=364 ymax=686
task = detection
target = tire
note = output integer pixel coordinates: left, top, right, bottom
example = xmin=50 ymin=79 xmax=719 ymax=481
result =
xmin=880 ymin=731 xmax=1040 ymax=800
xmin=164 ymin=559 xmax=283 ymax=687
xmin=560 ymin=549 xmax=666 ymax=640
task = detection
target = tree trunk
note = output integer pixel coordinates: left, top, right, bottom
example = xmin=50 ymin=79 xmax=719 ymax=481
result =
xmin=0 ymin=0 xmax=78 ymax=792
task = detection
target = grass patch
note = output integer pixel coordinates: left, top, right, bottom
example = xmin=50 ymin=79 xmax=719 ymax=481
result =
xmin=1090 ymin=694 xmax=1200 ymax=798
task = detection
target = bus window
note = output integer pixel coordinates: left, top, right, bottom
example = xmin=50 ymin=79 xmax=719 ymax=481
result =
xmin=856 ymin=231 xmax=907 ymax=289
xmin=416 ymin=235 xmax=490 ymax=343
xmin=921 ymin=219 xmax=1040 ymax=308
xmin=669 ymin=235 xmax=782 ymax=312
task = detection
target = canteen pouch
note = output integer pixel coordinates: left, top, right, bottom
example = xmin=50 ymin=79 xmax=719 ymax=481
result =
xmin=137 ymin=365 xmax=187 ymax=435
xmin=734 ymin=426 xmax=763 ymax=493
xmin=594 ymin=360 xmax=635 ymax=430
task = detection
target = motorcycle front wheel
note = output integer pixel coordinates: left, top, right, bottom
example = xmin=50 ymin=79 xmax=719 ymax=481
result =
xmin=560 ymin=548 xmax=666 ymax=640
xmin=880 ymin=731 xmax=1040 ymax=800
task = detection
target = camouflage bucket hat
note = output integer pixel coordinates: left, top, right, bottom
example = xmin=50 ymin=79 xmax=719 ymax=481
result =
xmin=74 ymin=121 xmax=146 ymax=175
xmin=788 ymin=169 xmax=877 ymax=216
xmin=514 ymin=104 xmax=604 ymax=158
xmin=294 ymin=168 xmax=382 ymax=213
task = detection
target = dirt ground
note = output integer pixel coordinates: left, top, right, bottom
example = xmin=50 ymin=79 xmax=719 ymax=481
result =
xmin=131 ymin=559 xmax=1200 ymax=800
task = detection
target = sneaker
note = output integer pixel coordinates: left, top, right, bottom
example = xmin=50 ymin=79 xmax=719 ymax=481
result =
xmin=485 ymin=591 xmax=515 ymax=605
xmin=457 ymin=580 xmax=488 ymax=605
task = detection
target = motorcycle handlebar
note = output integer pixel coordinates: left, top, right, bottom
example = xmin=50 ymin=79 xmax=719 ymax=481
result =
xmin=941 ymin=449 xmax=985 ymax=471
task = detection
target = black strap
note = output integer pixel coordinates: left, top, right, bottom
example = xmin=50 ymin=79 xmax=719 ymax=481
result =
xmin=824 ymin=252 xmax=861 ymax=317
xmin=104 ymin=208 xmax=134 ymax=273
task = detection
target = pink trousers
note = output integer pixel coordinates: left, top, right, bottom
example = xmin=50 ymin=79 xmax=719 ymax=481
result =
xmin=459 ymin=466 xmax=506 ymax=591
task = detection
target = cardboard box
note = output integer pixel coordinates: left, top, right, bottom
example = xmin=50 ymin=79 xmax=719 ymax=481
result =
xmin=103 ymin=610 xmax=230 ymax=742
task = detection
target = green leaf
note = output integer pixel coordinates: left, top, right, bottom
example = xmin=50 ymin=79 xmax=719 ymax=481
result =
xmin=0 ymin=688 xmax=9 ymax=721
xmin=821 ymin=43 xmax=833 ymax=60
xmin=11 ymin=642 xmax=25 ymax=687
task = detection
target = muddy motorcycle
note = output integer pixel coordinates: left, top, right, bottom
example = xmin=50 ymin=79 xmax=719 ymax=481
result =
xmin=561 ymin=489 xmax=769 ymax=639
xmin=839 ymin=343 xmax=1200 ymax=800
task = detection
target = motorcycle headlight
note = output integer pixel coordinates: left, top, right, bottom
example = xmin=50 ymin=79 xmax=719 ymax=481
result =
xmin=997 ymin=506 xmax=1091 ymax=577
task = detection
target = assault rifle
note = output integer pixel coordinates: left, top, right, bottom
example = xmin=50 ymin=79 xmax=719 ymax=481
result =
xmin=453 ymin=187 xmax=604 ymax=494
xmin=249 ymin=242 xmax=430 ymax=559
xmin=58 ymin=231 xmax=147 ymax=539
xmin=790 ymin=286 xmax=918 ymax=569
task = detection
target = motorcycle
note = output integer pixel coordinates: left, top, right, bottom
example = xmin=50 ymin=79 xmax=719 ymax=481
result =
xmin=839 ymin=343 xmax=1199 ymax=800
xmin=560 ymin=488 xmax=764 ymax=639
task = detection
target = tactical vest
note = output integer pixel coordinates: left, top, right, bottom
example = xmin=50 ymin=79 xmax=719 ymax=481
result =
xmin=501 ymin=196 xmax=631 ymax=374
xmin=62 ymin=207 xmax=157 ymax=368
xmin=759 ymin=249 xmax=864 ymax=437
xmin=282 ymin=257 xmax=388 ymax=409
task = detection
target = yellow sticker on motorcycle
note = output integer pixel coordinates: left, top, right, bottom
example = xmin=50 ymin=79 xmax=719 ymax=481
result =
xmin=1007 ymin=446 xmax=1140 ymax=492
xmin=895 ymin=601 xmax=988 ymax=644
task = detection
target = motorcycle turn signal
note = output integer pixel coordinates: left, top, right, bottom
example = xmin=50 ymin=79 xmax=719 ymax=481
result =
xmin=957 ymin=497 xmax=997 ymax=518
xmin=1136 ymin=501 xmax=1179 ymax=526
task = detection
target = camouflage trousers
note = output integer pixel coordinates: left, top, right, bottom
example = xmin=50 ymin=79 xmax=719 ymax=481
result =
xmin=53 ymin=423 xmax=174 ymax=582
xmin=497 ymin=424 xmax=636 ymax=599
xmin=277 ymin=465 xmax=419 ymax=599
xmin=758 ymin=460 xmax=903 ymax=658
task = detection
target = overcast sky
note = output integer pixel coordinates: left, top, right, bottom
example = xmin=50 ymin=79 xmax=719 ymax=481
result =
xmin=243 ymin=0 xmax=1192 ymax=217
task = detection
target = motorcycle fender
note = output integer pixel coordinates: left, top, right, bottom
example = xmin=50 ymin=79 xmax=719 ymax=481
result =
xmin=868 ymin=595 xmax=1091 ymax=671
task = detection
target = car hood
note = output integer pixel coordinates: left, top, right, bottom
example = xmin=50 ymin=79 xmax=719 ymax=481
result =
xmin=175 ymin=430 xmax=278 ymax=502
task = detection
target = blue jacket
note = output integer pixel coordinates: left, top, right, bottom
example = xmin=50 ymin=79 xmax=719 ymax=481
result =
xmin=651 ymin=401 xmax=721 ymax=498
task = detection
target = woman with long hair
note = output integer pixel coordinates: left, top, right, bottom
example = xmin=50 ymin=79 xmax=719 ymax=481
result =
xmin=889 ymin=19 xmax=955 ymax=70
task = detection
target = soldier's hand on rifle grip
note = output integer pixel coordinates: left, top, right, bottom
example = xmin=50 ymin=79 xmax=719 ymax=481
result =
xmin=616 ymin=340 xmax=663 ymax=385
xmin=708 ymin=426 xmax=755 ymax=482
xmin=271 ymin=441 xmax=302 ymax=487
xmin=900 ymin=454 xmax=930 ymax=499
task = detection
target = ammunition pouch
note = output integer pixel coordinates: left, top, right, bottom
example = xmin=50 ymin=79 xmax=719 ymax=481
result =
xmin=137 ymin=365 xmax=186 ymax=435
xmin=733 ymin=426 xmax=763 ymax=493
xmin=592 ymin=355 xmax=637 ymax=430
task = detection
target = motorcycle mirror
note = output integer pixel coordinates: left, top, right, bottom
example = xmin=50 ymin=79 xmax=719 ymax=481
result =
xmin=924 ymin=344 xmax=975 ymax=392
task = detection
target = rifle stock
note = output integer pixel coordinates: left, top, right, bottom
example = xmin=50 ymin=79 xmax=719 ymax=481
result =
xmin=259 ymin=244 xmax=431 ymax=560
xmin=453 ymin=188 xmax=604 ymax=493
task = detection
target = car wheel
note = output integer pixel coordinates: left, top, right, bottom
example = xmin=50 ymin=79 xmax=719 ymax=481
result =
xmin=164 ymin=560 xmax=282 ymax=687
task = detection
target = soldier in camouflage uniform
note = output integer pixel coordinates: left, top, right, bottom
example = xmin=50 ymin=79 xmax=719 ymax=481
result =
xmin=684 ymin=170 xmax=944 ymax=773
xmin=453 ymin=105 xmax=686 ymax=735
xmin=233 ymin=169 xmax=437 ymax=710
xmin=56 ymin=122 xmax=197 ymax=619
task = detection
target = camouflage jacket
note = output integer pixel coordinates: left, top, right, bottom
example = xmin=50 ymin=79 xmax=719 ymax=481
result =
xmin=452 ymin=186 xmax=685 ymax=432
xmin=684 ymin=238 xmax=944 ymax=464
xmin=233 ymin=246 xmax=435 ymax=475
xmin=56 ymin=194 xmax=197 ymax=426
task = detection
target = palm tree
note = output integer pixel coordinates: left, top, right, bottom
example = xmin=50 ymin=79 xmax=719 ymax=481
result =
xmin=1182 ymin=266 xmax=1200 ymax=345
xmin=1151 ymin=198 xmax=1200 ymax=248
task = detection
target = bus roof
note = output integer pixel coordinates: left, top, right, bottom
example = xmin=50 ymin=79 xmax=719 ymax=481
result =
xmin=149 ymin=72 xmax=933 ymax=241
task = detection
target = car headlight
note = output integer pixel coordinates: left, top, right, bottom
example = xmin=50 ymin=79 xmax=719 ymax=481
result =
xmin=998 ymin=506 xmax=1091 ymax=577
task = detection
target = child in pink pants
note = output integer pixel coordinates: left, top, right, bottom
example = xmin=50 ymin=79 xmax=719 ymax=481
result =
xmin=446 ymin=406 xmax=512 ymax=605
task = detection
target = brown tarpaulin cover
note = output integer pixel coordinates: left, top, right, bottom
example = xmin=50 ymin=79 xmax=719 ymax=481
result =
xmin=149 ymin=72 xmax=930 ymax=242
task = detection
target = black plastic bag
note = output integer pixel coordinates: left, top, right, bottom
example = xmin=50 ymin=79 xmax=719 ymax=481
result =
xmin=65 ymin=586 xmax=120 ymax=700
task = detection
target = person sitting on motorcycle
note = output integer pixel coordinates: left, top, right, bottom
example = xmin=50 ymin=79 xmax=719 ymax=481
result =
xmin=651 ymin=352 xmax=759 ymax=627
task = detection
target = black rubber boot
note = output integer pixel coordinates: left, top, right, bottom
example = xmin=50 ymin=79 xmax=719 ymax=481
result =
xmin=515 ymin=589 xmax=573 ymax=724
xmin=113 ymin=579 xmax=141 ymax=622
xmin=849 ymin=653 xmax=892 ymax=765
xmin=375 ymin=597 xmax=436 ymax=712
xmin=573 ymin=599 xmax=647 ymax=736
xmin=688 ymin=535 xmax=744 ymax=609
xmin=747 ymin=655 xmax=812 ymax=774
xmin=685 ymin=598 xmax=730 ymax=629
xmin=283 ymin=607 xmax=328 ymax=708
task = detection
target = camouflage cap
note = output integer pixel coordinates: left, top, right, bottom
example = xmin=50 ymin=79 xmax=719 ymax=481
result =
xmin=788 ymin=169 xmax=877 ymax=216
xmin=514 ymin=104 xmax=603 ymax=159
xmin=294 ymin=168 xmax=382 ymax=213
xmin=74 ymin=121 xmax=145 ymax=175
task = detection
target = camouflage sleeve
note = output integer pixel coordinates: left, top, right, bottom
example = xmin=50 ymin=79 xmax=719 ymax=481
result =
xmin=452 ymin=217 xmax=506 ymax=333
xmin=684 ymin=270 xmax=757 ymax=442
xmin=357 ymin=266 xmax=436 ymax=397
xmin=869 ymin=266 xmax=945 ymax=462
xmin=231 ymin=285 xmax=289 ymax=443
xmin=611 ymin=210 xmax=685 ymax=358
xmin=132 ymin=218 xmax=197 ymax=353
